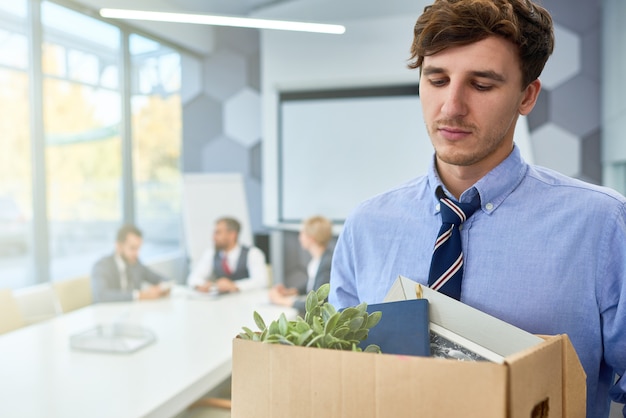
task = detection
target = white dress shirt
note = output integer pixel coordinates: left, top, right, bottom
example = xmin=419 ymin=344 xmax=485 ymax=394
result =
xmin=186 ymin=244 xmax=267 ymax=291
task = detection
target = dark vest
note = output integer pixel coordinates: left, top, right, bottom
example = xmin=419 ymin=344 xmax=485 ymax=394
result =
xmin=211 ymin=246 xmax=250 ymax=281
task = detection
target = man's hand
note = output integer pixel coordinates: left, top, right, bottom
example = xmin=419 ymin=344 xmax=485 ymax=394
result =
xmin=138 ymin=285 xmax=169 ymax=300
xmin=268 ymin=286 xmax=295 ymax=307
xmin=272 ymin=283 xmax=298 ymax=296
xmin=194 ymin=282 xmax=213 ymax=293
xmin=214 ymin=277 xmax=239 ymax=293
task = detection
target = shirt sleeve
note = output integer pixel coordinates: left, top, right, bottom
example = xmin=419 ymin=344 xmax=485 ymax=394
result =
xmin=235 ymin=246 xmax=268 ymax=291
xmin=186 ymin=248 xmax=215 ymax=288
xmin=601 ymin=204 xmax=626 ymax=406
xmin=139 ymin=263 xmax=164 ymax=285
xmin=328 ymin=221 xmax=360 ymax=309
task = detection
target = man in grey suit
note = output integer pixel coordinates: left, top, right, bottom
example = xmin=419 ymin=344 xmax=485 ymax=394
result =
xmin=91 ymin=224 xmax=171 ymax=303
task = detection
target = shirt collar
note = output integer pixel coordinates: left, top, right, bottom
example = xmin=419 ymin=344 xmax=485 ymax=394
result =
xmin=114 ymin=253 xmax=126 ymax=272
xmin=221 ymin=244 xmax=241 ymax=261
xmin=427 ymin=145 xmax=528 ymax=214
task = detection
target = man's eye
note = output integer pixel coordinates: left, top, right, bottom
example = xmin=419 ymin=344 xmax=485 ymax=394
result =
xmin=429 ymin=79 xmax=447 ymax=87
xmin=474 ymin=83 xmax=492 ymax=91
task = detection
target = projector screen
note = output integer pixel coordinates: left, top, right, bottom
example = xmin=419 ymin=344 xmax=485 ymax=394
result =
xmin=278 ymin=86 xmax=432 ymax=224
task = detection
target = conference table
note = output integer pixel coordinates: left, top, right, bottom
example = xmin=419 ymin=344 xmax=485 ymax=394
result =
xmin=0 ymin=287 xmax=296 ymax=418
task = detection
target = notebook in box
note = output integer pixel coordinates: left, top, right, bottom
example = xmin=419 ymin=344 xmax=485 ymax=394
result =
xmin=360 ymin=298 xmax=430 ymax=356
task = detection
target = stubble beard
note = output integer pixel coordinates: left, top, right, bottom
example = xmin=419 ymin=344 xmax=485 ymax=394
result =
xmin=429 ymin=121 xmax=507 ymax=168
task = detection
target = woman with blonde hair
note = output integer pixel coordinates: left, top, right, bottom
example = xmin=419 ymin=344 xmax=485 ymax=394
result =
xmin=269 ymin=215 xmax=333 ymax=313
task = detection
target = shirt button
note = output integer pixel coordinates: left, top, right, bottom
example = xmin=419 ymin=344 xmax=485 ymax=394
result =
xmin=459 ymin=224 xmax=464 ymax=231
xmin=436 ymin=203 xmax=440 ymax=211
xmin=485 ymin=202 xmax=494 ymax=211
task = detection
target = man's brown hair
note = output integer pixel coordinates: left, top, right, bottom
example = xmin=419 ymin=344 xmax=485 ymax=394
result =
xmin=116 ymin=224 xmax=142 ymax=243
xmin=217 ymin=217 xmax=241 ymax=236
xmin=409 ymin=0 xmax=554 ymax=89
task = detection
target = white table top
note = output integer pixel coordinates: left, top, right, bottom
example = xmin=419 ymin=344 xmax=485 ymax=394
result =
xmin=0 ymin=287 xmax=295 ymax=418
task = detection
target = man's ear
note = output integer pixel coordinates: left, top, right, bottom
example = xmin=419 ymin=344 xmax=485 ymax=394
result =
xmin=519 ymin=79 xmax=541 ymax=116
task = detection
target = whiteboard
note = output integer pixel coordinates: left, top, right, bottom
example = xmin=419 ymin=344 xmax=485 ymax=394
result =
xmin=181 ymin=173 xmax=253 ymax=265
xmin=279 ymin=89 xmax=429 ymax=223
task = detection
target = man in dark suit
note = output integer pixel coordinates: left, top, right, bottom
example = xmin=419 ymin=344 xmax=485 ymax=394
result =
xmin=91 ymin=224 xmax=170 ymax=303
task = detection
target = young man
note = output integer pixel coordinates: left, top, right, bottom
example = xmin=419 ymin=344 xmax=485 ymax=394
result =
xmin=187 ymin=217 xmax=267 ymax=293
xmin=91 ymin=224 xmax=170 ymax=302
xmin=328 ymin=1 xmax=626 ymax=417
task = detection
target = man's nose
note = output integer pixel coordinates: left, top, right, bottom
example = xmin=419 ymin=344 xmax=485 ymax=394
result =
xmin=441 ymin=85 xmax=468 ymax=118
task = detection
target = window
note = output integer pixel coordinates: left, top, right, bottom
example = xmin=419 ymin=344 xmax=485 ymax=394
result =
xmin=130 ymin=34 xmax=182 ymax=258
xmin=0 ymin=0 xmax=34 ymax=288
xmin=42 ymin=2 xmax=123 ymax=280
xmin=0 ymin=1 xmax=184 ymax=289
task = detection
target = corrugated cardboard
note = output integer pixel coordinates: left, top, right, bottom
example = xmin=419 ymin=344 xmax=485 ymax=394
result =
xmin=231 ymin=333 xmax=586 ymax=418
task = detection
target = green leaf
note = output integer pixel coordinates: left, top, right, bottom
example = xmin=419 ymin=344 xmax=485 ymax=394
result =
xmin=306 ymin=334 xmax=324 ymax=347
xmin=316 ymin=283 xmax=330 ymax=302
xmin=352 ymin=329 xmax=369 ymax=341
xmin=323 ymin=302 xmax=336 ymax=316
xmin=324 ymin=312 xmax=340 ymax=335
xmin=363 ymin=344 xmax=381 ymax=353
xmin=295 ymin=320 xmax=310 ymax=333
xmin=311 ymin=316 xmax=323 ymax=334
xmin=348 ymin=316 xmax=364 ymax=332
xmin=305 ymin=290 xmax=319 ymax=313
xmin=331 ymin=326 xmax=350 ymax=339
xmin=253 ymin=311 xmax=267 ymax=331
xmin=296 ymin=329 xmax=314 ymax=346
xmin=240 ymin=326 xmax=255 ymax=339
xmin=365 ymin=311 xmax=382 ymax=329
xmin=278 ymin=313 xmax=289 ymax=336
xmin=268 ymin=320 xmax=280 ymax=336
xmin=355 ymin=302 xmax=367 ymax=314
xmin=337 ymin=307 xmax=358 ymax=324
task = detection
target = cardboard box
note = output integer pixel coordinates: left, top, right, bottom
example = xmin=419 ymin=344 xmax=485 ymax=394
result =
xmin=231 ymin=333 xmax=586 ymax=418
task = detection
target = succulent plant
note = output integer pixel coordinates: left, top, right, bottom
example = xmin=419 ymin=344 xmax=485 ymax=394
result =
xmin=238 ymin=283 xmax=382 ymax=353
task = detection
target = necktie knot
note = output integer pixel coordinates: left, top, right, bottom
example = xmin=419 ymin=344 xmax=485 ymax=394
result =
xmin=439 ymin=197 xmax=479 ymax=226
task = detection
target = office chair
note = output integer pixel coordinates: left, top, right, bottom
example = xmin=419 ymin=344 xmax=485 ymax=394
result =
xmin=52 ymin=276 xmax=93 ymax=313
xmin=0 ymin=289 xmax=26 ymax=334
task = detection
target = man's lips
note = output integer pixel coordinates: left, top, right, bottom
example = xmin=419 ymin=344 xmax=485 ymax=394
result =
xmin=438 ymin=126 xmax=471 ymax=140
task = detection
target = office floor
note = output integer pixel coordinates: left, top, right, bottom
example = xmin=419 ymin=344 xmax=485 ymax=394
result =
xmin=178 ymin=407 xmax=230 ymax=418
xmin=175 ymin=376 xmax=231 ymax=418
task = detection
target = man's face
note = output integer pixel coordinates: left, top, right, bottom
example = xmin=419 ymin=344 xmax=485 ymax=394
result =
xmin=419 ymin=36 xmax=540 ymax=177
xmin=116 ymin=233 xmax=142 ymax=265
xmin=213 ymin=221 xmax=235 ymax=251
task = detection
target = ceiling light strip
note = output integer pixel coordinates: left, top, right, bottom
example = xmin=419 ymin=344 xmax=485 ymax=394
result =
xmin=99 ymin=9 xmax=346 ymax=34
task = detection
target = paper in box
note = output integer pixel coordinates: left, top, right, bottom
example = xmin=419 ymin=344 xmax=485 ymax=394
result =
xmin=232 ymin=276 xmax=586 ymax=418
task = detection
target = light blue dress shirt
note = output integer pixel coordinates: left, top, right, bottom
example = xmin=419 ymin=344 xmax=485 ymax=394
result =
xmin=330 ymin=146 xmax=626 ymax=418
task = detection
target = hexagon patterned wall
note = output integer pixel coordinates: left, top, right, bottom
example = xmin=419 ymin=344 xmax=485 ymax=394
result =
xmin=182 ymin=27 xmax=265 ymax=233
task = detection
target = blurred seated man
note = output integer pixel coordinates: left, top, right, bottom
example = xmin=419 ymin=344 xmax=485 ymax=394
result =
xmin=91 ymin=224 xmax=171 ymax=303
xmin=269 ymin=215 xmax=333 ymax=314
xmin=187 ymin=217 xmax=267 ymax=293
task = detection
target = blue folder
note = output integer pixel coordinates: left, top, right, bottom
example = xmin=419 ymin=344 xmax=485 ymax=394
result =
xmin=360 ymin=298 xmax=430 ymax=356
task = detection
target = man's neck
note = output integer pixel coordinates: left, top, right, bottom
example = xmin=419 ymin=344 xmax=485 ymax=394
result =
xmin=221 ymin=243 xmax=238 ymax=253
xmin=435 ymin=148 xmax=513 ymax=199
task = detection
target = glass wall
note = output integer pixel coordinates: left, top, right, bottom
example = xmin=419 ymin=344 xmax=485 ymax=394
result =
xmin=130 ymin=34 xmax=182 ymax=258
xmin=0 ymin=0 xmax=34 ymax=288
xmin=0 ymin=0 xmax=183 ymax=289
xmin=42 ymin=2 xmax=123 ymax=280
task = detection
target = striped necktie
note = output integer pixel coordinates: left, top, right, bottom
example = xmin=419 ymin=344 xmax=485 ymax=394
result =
xmin=427 ymin=189 xmax=481 ymax=300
